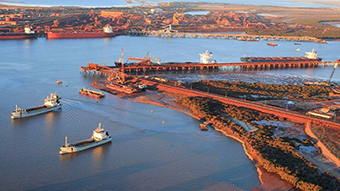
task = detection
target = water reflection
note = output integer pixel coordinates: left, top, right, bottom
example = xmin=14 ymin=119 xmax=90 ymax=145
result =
xmin=24 ymin=39 xmax=32 ymax=50
xmin=11 ymin=116 xmax=30 ymax=128
xmin=45 ymin=111 xmax=56 ymax=128
xmin=92 ymin=142 xmax=112 ymax=165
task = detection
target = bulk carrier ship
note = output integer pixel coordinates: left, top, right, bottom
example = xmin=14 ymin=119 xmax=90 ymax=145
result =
xmin=47 ymin=24 xmax=116 ymax=39
xmin=0 ymin=26 xmax=37 ymax=40
xmin=59 ymin=123 xmax=112 ymax=155
xmin=11 ymin=93 xmax=61 ymax=119
xmin=241 ymin=49 xmax=322 ymax=62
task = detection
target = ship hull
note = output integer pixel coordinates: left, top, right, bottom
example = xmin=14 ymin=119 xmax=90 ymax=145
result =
xmin=267 ymin=42 xmax=278 ymax=46
xmin=0 ymin=33 xmax=37 ymax=40
xmin=11 ymin=104 xmax=61 ymax=119
xmin=240 ymin=57 xmax=322 ymax=63
xmin=59 ymin=137 xmax=112 ymax=154
xmin=106 ymin=84 xmax=138 ymax=94
xmin=79 ymin=90 xmax=104 ymax=98
xmin=47 ymin=32 xmax=116 ymax=39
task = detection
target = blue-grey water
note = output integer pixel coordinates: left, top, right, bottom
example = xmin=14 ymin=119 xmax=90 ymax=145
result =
xmin=1 ymin=0 xmax=338 ymax=8
xmin=0 ymin=36 xmax=339 ymax=191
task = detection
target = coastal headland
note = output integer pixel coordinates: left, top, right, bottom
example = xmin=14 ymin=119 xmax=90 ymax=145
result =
xmin=129 ymin=78 xmax=340 ymax=190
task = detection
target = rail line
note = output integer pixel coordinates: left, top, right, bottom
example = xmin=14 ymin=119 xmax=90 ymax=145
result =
xmin=144 ymin=80 xmax=340 ymax=128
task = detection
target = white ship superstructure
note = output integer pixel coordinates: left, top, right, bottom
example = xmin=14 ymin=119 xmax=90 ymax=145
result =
xmin=305 ymin=49 xmax=318 ymax=59
xmin=199 ymin=50 xmax=216 ymax=64
xmin=103 ymin=24 xmax=113 ymax=33
xmin=59 ymin=123 xmax=112 ymax=155
xmin=11 ymin=93 xmax=61 ymax=119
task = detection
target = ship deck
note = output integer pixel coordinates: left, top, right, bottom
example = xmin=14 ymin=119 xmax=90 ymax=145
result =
xmin=26 ymin=105 xmax=47 ymax=112
xmin=70 ymin=138 xmax=95 ymax=147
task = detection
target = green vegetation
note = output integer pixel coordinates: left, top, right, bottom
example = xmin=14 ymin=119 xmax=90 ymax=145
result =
xmin=175 ymin=96 xmax=340 ymax=190
xmin=192 ymin=80 xmax=331 ymax=101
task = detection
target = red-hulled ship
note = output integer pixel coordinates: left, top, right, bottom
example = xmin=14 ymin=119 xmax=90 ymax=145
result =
xmin=0 ymin=26 xmax=37 ymax=40
xmin=79 ymin=88 xmax=105 ymax=99
xmin=267 ymin=42 xmax=278 ymax=46
xmin=47 ymin=24 xmax=116 ymax=39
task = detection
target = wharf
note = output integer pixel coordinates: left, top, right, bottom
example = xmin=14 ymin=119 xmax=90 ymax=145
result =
xmin=80 ymin=60 xmax=338 ymax=74
xmin=122 ymin=60 xmax=333 ymax=73
xmin=128 ymin=31 xmax=326 ymax=43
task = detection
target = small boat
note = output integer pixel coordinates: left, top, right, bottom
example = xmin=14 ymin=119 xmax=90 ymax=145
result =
xmin=59 ymin=123 xmax=112 ymax=155
xmin=56 ymin=80 xmax=62 ymax=84
xmin=296 ymin=48 xmax=301 ymax=51
xmin=294 ymin=43 xmax=302 ymax=45
xmin=267 ymin=42 xmax=278 ymax=46
xmin=11 ymin=93 xmax=61 ymax=119
xmin=79 ymin=88 xmax=105 ymax=99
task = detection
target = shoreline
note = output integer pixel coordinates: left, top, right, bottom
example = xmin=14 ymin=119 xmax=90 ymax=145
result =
xmin=132 ymin=92 xmax=293 ymax=190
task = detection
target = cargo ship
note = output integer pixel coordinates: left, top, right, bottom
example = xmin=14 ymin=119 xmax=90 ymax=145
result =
xmin=79 ymin=88 xmax=105 ymax=99
xmin=267 ymin=42 xmax=278 ymax=46
xmin=59 ymin=123 xmax=112 ymax=155
xmin=47 ymin=24 xmax=116 ymax=39
xmin=0 ymin=26 xmax=37 ymax=40
xmin=11 ymin=93 xmax=61 ymax=119
xmin=241 ymin=49 xmax=322 ymax=63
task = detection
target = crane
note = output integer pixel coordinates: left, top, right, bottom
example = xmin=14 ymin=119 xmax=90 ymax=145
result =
xmin=126 ymin=52 xmax=161 ymax=66
xmin=145 ymin=52 xmax=161 ymax=64
xmin=327 ymin=62 xmax=338 ymax=86
xmin=126 ymin=57 xmax=153 ymax=66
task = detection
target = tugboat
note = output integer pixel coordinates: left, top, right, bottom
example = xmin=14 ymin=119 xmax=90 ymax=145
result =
xmin=59 ymin=123 xmax=112 ymax=155
xmin=79 ymin=88 xmax=105 ymax=99
xmin=267 ymin=42 xmax=278 ymax=46
xmin=11 ymin=93 xmax=61 ymax=119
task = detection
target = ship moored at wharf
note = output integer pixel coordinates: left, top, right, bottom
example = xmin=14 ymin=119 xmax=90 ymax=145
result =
xmin=59 ymin=123 xmax=112 ymax=155
xmin=47 ymin=24 xmax=116 ymax=39
xmin=241 ymin=49 xmax=322 ymax=63
xmin=106 ymin=83 xmax=141 ymax=94
xmin=11 ymin=93 xmax=61 ymax=119
xmin=0 ymin=26 xmax=37 ymax=40
xmin=80 ymin=49 xmax=339 ymax=76
xmin=79 ymin=88 xmax=105 ymax=98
